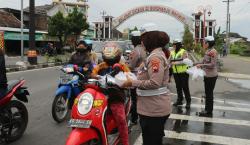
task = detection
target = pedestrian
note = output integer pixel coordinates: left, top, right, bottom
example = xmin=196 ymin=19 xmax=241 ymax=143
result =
xmin=91 ymin=42 xmax=130 ymax=145
xmin=196 ymin=36 xmax=218 ymax=117
xmin=0 ymin=48 xmax=8 ymax=99
xmin=223 ymin=43 xmax=227 ymax=57
xmin=128 ymin=30 xmax=147 ymax=124
xmin=122 ymin=23 xmax=171 ymax=145
xmin=171 ymin=39 xmax=191 ymax=109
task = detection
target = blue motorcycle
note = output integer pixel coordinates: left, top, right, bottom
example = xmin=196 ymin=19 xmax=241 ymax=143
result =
xmin=52 ymin=64 xmax=85 ymax=123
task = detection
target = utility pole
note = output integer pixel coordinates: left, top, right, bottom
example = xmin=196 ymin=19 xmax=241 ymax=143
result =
xmin=100 ymin=11 xmax=106 ymax=40
xmin=229 ymin=13 xmax=231 ymax=34
xmin=223 ymin=0 xmax=234 ymax=54
xmin=21 ymin=0 xmax=24 ymax=61
xmin=28 ymin=0 xmax=37 ymax=64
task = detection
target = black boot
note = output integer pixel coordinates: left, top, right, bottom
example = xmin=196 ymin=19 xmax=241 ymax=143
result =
xmin=198 ymin=110 xmax=212 ymax=117
xmin=185 ymin=102 xmax=191 ymax=109
xmin=173 ymin=101 xmax=183 ymax=107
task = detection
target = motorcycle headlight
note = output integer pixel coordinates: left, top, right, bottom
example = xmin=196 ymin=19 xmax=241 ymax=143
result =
xmin=77 ymin=93 xmax=93 ymax=115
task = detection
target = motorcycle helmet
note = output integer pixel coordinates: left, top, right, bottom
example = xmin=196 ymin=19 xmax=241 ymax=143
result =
xmin=130 ymin=31 xmax=141 ymax=47
xmin=84 ymin=39 xmax=93 ymax=51
xmin=102 ymin=42 xmax=122 ymax=66
xmin=205 ymin=36 xmax=215 ymax=48
xmin=173 ymin=39 xmax=182 ymax=51
xmin=76 ymin=40 xmax=88 ymax=53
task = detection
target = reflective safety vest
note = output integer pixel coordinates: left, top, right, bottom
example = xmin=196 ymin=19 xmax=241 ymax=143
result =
xmin=170 ymin=49 xmax=188 ymax=73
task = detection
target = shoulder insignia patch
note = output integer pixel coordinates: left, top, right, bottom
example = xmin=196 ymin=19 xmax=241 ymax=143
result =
xmin=151 ymin=58 xmax=160 ymax=73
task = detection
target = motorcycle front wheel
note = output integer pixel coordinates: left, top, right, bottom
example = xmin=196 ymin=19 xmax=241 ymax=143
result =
xmin=4 ymin=100 xmax=28 ymax=143
xmin=52 ymin=93 xmax=69 ymax=123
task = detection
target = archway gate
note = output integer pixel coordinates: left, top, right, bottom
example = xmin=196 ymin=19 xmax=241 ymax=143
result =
xmin=112 ymin=5 xmax=194 ymax=31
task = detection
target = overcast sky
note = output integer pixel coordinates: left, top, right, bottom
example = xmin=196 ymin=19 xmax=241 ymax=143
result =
xmin=1 ymin=0 xmax=250 ymax=40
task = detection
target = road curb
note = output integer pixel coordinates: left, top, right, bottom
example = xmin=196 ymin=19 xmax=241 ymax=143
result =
xmin=6 ymin=62 xmax=66 ymax=73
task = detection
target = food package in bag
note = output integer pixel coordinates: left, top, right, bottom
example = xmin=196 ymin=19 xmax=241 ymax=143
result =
xmin=183 ymin=58 xmax=193 ymax=67
xmin=114 ymin=72 xmax=137 ymax=87
xmin=186 ymin=66 xmax=206 ymax=80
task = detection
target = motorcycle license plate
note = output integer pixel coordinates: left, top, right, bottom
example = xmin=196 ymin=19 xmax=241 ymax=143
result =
xmin=68 ymin=119 xmax=92 ymax=128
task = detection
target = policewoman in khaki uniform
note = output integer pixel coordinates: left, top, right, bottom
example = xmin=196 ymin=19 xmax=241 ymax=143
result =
xmin=128 ymin=30 xmax=147 ymax=124
xmin=123 ymin=23 xmax=171 ymax=145
xmin=196 ymin=36 xmax=218 ymax=117
xmin=170 ymin=39 xmax=191 ymax=109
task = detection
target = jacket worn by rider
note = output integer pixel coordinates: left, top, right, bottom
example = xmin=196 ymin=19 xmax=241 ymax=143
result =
xmin=69 ymin=51 xmax=93 ymax=77
xmin=170 ymin=48 xmax=188 ymax=73
xmin=92 ymin=62 xmax=130 ymax=103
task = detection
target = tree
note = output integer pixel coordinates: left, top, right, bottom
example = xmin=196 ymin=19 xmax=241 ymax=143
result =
xmin=66 ymin=7 xmax=89 ymax=42
xmin=48 ymin=11 xmax=67 ymax=51
xmin=182 ymin=26 xmax=194 ymax=51
xmin=214 ymin=27 xmax=225 ymax=53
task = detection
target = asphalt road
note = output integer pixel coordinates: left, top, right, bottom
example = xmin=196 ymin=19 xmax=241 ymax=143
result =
xmin=6 ymin=67 xmax=250 ymax=145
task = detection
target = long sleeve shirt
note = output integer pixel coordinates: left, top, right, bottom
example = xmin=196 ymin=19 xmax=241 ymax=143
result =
xmin=131 ymin=48 xmax=172 ymax=117
xmin=202 ymin=48 xmax=218 ymax=77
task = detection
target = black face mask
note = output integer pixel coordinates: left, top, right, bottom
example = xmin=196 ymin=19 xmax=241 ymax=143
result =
xmin=76 ymin=48 xmax=88 ymax=53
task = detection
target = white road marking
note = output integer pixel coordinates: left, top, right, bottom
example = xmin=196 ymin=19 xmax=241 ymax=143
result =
xmin=134 ymin=130 xmax=250 ymax=145
xmin=180 ymin=103 xmax=250 ymax=113
xmin=169 ymin=113 xmax=250 ymax=127
xmin=7 ymin=66 xmax=60 ymax=75
xmin=171 ymin=93 xmax=250 ymax=107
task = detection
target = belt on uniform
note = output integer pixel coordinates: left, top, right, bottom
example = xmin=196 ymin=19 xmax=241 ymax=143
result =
xmin=136 ymin=87 xmax=169 ymax=96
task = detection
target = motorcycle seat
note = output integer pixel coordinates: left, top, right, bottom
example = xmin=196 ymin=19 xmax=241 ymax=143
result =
xmin=7 ymin=80 xmax=21 ymax=94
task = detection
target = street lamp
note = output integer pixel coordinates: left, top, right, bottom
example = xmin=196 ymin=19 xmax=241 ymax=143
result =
xmin=198 ymin=5 xmax=212 ymax=48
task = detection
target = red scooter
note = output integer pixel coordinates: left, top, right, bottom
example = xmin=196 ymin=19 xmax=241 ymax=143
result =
xmin=66 ymin=64 xmax=132 ymax=145
xmin=0 ymin=79 xmax=29 ymax=143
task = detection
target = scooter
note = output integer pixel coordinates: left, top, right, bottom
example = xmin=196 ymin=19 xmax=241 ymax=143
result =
xmin=52 ymin=64 xmax=87 ymax=123
xmin=0 ymin=79 xmax=29 ymax=144
xmin=65 ymin=64 xmax=132 ymax=145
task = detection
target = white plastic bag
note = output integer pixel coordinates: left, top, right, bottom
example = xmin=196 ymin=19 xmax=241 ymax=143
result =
xmin=183 ymin=58 xmax=193 ymax=67
xmin=114 ymin=72 xmax=137 ymax=87
xmin=186 ymin=66 xmax=206 ymax=80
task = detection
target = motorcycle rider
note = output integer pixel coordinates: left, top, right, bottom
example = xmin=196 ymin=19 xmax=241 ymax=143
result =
xmin=69 ymin=40 xmax=94 ymax=77
xmin=128 ymin=30 xmax=147 ymax=124
xmin=84 ymin=39 xmax=98 ymax=65
xmin=0 ymin=48 xmax=7 ymax=99
xmin=91 ymin=42 xmax=130 ymax=145
xmin=170 ymin=39 xmax=191 ymax=109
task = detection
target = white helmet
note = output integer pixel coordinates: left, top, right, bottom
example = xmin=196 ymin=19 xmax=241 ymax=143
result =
xmin=131 ymin=31 xmax=141 ymax=37
xmin=140 ymin=23 xmax=158 ymax=34
xmin=205 ymin=36 xmax=215 ymax=42
xmin=173 ymin=39 xmax=182 ymax=44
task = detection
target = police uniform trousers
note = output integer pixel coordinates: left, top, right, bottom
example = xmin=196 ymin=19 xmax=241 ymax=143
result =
xmin=139 ymin=114 xmax=169 ymax=145
xmin=173 ymin=72 xmax=191 ymax=103
xmin=130 ymin=88 xmax=138 ymax=122
xmin=204 ymin=76 xmax=217 ymax=113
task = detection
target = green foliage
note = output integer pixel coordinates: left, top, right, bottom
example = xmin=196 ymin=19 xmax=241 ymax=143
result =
xmin=230 ymin=42 xmax=248 ymax=54
xmin=182 ymin=26 xmax=194 ymax=51
xmin=48 ymin=12 xmax=67 ymax=48
xmin=240 ymin=49 xmax=250 ymax=56
xmin=48 ymin=12 xmax=66 ymax=36
xmin=66 ymin=7 xmax=89 ymax=36
xmin=193 ymin=43 xmax=205 ymax=56
xmin=214 ymin=27 xmax=225 ymax=52
xmin=48 ymin=7 xmax=89 ymax=47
